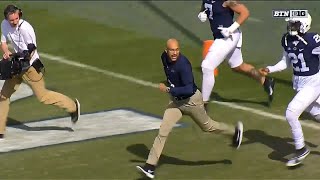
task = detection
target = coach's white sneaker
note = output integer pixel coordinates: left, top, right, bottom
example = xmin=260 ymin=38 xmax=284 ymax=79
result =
xmin=136 ymin=164 xmax=155 ymax=179
xmin=286 ymin=146 xmax=310 ymax=167
xmin=70 ymin=99 xmax=80 ymax=124
xmin=233 ymin=121 xmax=243 ymax=149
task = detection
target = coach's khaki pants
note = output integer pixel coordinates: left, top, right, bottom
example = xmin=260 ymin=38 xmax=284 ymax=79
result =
xmin=0 ymin=66 xmax=76 ymax=134
xmin=146 ymin=90 xmax=235 ymax=165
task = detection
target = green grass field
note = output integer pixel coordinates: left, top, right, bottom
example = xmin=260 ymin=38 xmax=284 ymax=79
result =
xmin=1 ymin=1 xmax=320 ymax=179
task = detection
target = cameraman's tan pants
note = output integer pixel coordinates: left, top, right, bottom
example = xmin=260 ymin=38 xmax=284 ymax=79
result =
xmin=0 ymin=66 xmax=76 ymax=134
xmin=146 ymin=90 xmax=235 ymax=166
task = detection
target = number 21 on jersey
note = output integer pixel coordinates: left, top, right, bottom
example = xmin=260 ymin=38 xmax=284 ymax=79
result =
xmin=288 ymin=53 xmax=310 ymax=72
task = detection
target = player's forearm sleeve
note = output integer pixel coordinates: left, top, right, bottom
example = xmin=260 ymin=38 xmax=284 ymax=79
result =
xmin=267 ymin=51 xmax=289 ymax=73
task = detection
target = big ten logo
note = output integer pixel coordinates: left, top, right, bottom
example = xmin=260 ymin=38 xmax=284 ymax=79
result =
xmin=272 ymin=9 xmax=308 ymax=18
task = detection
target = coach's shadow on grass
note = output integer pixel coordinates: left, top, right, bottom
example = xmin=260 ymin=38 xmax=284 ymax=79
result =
xmin=242 ymin=129 xmax=320 ymax=163
xmin=7 ymin=117 xmax=74 ymax=132
xmin=127 ymin=143 xmax=232 ymax=168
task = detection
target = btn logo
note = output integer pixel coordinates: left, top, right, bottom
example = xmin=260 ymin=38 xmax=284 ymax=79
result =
xmin=272 ymin=9 xmax=308 ymax=18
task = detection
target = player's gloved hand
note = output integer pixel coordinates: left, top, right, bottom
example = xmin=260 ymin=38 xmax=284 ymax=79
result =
xmin=198 ymin=9 xmax=208 ymax=22
xmin=218 ymin=27 xmax=231 ymax=38
xmin=259 ymin=68 xmax=270 ymax=76
xmin=218 ymin=22 xmax=240 ymax=38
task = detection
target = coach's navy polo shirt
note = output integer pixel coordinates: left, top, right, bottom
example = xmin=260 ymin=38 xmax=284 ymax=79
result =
xmin=161 ymin=51 xmax=198 ymax=98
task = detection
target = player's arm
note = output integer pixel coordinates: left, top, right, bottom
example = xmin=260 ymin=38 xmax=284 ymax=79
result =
xmin=198 ymin=1 xmax=207 ymax=22
xmin=224 ymin=0 xmax=250 ymax=25
xmin=260 ymin=51 xmax=290 ymax=75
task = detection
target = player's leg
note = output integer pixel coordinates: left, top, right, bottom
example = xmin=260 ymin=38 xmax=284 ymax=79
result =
xmin=136 ymin=102 xmax=182 ymax=179
xmin=227 ymin=47 xmax=275 ymax=105
xmin=285 ymin=86 xmax=319 ymax=166
xmin=0 ymin=76 xmax=23 ymax=137
xmin=23 ymin=67 xmax=80 ymax=123
xmin=201 ymin=34 xmax=240 ymax=106
xmin=226 ymin=32 xmax=264 ymax=83
xmin=305 ymin=96 xmax=320 ymax=122
xmin=181 ymin=90 xmax=243 ymax=148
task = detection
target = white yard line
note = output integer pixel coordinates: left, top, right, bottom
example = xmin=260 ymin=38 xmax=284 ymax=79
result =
xmin=39 ymin=52 xmax=320 ymax=130
xmin=39 ymin=53 xmax=158 ymax=89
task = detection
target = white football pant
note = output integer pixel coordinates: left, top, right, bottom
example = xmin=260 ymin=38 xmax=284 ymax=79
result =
xmin=287 ymin=72 xmax=320 ymax=150
xmin=201 ymin=29 xmax=244 ymax=102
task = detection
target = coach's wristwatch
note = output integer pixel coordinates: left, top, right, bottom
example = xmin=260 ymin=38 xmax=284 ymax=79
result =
xmin=166 ymin=87 xmax=170 ymax=93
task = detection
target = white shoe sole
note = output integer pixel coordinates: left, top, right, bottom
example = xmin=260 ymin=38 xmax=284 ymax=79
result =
xmin=286 ymin=150 xmax=310 ymax=167
xmin=73 ymin=98 xmax=80 ymax=124
xmin=136 ymin=166 xmax=155 ymax=179
xmin=236 ymin=121 xmax=243 ymax=149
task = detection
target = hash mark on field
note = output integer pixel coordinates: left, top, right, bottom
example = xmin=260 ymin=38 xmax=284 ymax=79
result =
xmin=39 ymin=52 xmax=320 ymax=130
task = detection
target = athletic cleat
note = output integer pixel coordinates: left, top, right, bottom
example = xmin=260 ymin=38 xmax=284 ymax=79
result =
xmin=286 ymin=146 xmax=310 ymax=167
xmin=263 ymin=76 xmax=275 ymax=106
xmin=70 ymin=99 xmax=80 ymax=124
xmin=136 ymin=164 xmax=155 ymax=179
xmin=233 ymin=121 xmax=243 ymax=149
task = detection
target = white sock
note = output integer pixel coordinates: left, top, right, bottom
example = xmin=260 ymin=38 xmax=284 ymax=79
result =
xmin=286 ymin=109 xmax=305 ymax=150
xmin=202 ymin=67 xmax=215 ymax=102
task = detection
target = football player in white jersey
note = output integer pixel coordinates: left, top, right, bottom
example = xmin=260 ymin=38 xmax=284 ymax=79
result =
xmin=260 ymin=12 xmax=320 ymax=167
xmin=198 ymin=0 xmax=275 ymax=109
